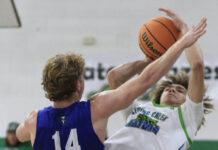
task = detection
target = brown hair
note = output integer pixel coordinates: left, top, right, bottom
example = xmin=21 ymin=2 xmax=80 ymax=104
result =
xmin=42 ymin=53 xmax=85 ymax=101
xmin=150 ymin=72 xmax=214 ymax=128
xmin=152 ymin=72 xmax=189 ymax=104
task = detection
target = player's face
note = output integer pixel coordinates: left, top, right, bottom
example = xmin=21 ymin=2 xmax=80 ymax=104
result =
xmin=160 ymin=84 xmax=187 ymax=107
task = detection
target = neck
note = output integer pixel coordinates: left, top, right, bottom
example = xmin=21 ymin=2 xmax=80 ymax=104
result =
xmin=160 ymin=101 xmax=180 ymax=107
xmin=52 ymin=97 xmax=80 ymax=108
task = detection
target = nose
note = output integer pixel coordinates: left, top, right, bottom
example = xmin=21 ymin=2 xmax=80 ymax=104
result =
xmin=169 ymin=88 xmax=175 ymax=93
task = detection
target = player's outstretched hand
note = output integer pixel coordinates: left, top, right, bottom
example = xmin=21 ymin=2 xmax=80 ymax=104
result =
xmin=181 ymin=18 xmax=207 ymax=48
xmin=158 ymin=8 xmax=188 ymax=34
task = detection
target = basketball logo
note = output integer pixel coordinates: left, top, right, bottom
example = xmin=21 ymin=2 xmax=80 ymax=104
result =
xmin=138 ymin=17 xmax=180 ymax=60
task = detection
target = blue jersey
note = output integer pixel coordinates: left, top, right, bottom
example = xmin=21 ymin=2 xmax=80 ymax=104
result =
xmin=33 ymin=101 xmax=104 ymax=150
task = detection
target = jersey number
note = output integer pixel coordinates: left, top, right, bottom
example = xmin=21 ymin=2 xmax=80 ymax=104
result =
xmin=52 ymin=129 xmax=81 ymax=150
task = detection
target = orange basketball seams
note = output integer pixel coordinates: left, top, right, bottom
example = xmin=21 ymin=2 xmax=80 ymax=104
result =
xmin=138 ymin=17 xmax=180 ymax=60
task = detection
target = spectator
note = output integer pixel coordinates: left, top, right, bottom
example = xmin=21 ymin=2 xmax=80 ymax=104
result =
xmin=0 ymin=122 xmax=32 ymax=150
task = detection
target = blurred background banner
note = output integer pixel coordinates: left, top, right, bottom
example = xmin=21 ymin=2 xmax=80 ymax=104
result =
xmin=0 ymin=0 xmax=217 ymax=147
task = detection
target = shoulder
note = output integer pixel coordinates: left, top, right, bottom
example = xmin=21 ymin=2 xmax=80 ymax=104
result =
xmin=90 ymin=93 xmax=102 ymax=113
xmin=180 ymin=95 xmax=204 ymax=126
xmin=181 ymin=95 xmax=203 ymax=111
xmin=25 ymin=110 xmax=38 ymax=129
xmin=90 ymin=92 xmax=107 ymax=107
xmin=89 ymin=91 xmax=116 ymax=112
xmin=89 ymin=91 xmax=115 ymax=119
xmin=27 ymin=110 xmax=38 ymax=121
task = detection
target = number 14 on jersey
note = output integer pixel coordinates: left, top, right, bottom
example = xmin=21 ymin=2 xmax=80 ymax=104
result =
xmin=52 ymin=129 xmax=81 ymax=150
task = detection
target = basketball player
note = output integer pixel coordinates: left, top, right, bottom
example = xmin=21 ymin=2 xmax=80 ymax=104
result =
xmin=16 ymin=9 xmax=207 ymax=150
xmin=105 ymin=9 xmax=212 ymax=150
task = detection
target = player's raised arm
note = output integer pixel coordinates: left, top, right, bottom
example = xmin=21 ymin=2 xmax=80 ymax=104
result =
xmin=92 ymin=18 xmax=207 ymax=118
xmin=159 ymin=8 xmax=205 ymax=103
xmin=185 ymin=28 xmax=205 ymax=103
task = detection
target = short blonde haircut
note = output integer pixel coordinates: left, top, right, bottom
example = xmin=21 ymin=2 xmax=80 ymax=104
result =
xmin=42 ymin=53 xmax=85 ymax=101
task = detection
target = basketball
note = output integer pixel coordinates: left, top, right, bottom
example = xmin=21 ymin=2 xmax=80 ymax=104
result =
xmin=138 ymin=17 xmax=180 ymax=60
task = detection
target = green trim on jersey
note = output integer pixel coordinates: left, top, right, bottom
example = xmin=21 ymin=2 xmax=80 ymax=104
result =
xmin=178 ymin=106 xmax=192 ymax=145
xmin=152 ymin=101 xmax=174 ymax=109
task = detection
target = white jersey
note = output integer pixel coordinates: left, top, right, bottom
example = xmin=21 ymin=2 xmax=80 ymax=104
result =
xmin=105 ymin=96 xmax=203 ymax=150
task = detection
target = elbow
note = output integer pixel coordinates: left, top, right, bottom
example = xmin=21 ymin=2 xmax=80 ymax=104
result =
xmin=107 ymin=69 xmax=115 ymax=84
xmin=107 ymin=69 xmax=120 ymax=89
xmin=190 ymin=59 xmax=204 ymax=71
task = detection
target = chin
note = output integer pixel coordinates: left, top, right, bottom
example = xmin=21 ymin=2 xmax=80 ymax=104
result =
xmin=173 ymin=101 xmax=185 ymax=107
xmin=172 ymin=103 xmax=181 ymax=107
xmin=166 ymin=99 xmax=181 ymax=107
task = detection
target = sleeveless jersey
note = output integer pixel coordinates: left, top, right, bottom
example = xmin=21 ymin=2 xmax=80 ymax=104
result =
xmin=105 ymin=96 xmax=203 ymax=150
xmin=33 ymin=101 xmax=104 ymax=150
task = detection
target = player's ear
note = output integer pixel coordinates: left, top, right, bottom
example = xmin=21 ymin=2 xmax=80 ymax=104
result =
xmin=75 ymin=80 xmax=81 ymax=91
xmin=75 ymin=78 xmax=83 ymax=94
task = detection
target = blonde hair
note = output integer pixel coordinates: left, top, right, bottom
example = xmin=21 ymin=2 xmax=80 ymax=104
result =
xmin=150 ymin=72 xmax=214 ymax=128
xmin=42 ymin=53 xmax=85 ymax=101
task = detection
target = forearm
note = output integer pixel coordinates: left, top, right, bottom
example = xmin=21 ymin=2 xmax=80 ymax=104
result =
xmin=184 ymin=29 xmax=205 ymax=103
xmin=107 ymin=60 xmax=150 ymax=89
xmin=185 ymin=43 xmax=204 ymax=69
xmin=140 ymin=39 xmax=185 ymax=85
xmin=179 ymin=26 xmax=204 ymax=102
xmin=183 ymin=27 xmax=204 ymax=69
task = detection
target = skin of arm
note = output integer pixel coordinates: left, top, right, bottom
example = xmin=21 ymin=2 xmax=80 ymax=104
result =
xmin=107 ymin=57 xmax=153 ymax=122
xmin=184 ymin=30 xmax=204 ymax=103
xmin=159 ymin=8 xmax=205 ymax=103
xmin=185 ymin=31 xmax=204 ymax=103
xmin=16 ymin=110 xmax=37 ymax=145
xmin=107 ymin=57 xmax=153 ymax=89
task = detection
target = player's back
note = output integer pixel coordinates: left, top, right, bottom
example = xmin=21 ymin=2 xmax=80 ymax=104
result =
xmin=33 ymin=100 xmax=104 ymax=150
